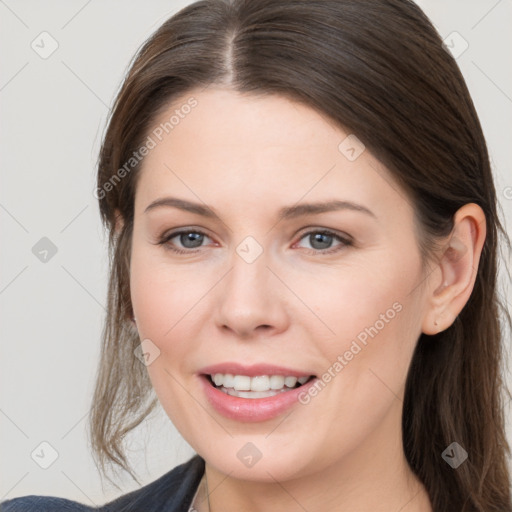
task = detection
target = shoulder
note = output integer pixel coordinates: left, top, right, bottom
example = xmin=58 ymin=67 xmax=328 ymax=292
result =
xmin=0 ymin=495 xmax=94 ymax=511
xmin=1 ymin=455 xmax=205 ymax=512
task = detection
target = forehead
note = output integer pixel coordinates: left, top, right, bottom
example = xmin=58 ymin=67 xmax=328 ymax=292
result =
xmin=133 ymin=87 xmax=409 ymax=220
xmin=147 ymin=87 xmax=345 ymax=158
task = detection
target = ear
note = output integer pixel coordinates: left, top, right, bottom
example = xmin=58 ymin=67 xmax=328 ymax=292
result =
xmin=421 ymin=203 xmax=486 ymax=335
xmin=114 ymin=208 xmax=124 ymax=236
xmin=112 ymin=209 xmax=136 ymax=327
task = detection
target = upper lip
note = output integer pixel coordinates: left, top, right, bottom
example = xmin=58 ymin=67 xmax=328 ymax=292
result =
xmin=199 ymin=362 xmax=316 ymax=378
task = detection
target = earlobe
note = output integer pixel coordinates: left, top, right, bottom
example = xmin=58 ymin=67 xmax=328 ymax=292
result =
xmin=421 ymin=203 xmax=486 ymax=335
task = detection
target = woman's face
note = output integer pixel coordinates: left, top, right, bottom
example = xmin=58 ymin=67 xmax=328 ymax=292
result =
xmin=129 ymin=87 xmax=431 ymax=481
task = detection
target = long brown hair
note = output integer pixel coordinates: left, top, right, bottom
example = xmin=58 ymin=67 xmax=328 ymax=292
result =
xmin=90 ymin=0 xmax=512 ymax=509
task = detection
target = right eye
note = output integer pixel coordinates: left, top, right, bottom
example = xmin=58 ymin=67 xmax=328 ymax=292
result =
xmin=158 ymin=229 xmax=213 ymax=254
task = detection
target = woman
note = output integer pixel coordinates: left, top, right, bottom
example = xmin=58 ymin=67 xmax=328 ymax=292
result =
xmin=2 ymin=0 xmax=511 ymax=510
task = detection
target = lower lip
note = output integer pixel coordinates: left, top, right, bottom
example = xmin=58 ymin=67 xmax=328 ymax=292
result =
xmin=199 ymin=375 xmax=318 ymax=422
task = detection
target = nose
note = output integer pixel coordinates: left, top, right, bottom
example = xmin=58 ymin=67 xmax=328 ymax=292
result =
xmin=215 ymin=248 xmax=290 ymax=340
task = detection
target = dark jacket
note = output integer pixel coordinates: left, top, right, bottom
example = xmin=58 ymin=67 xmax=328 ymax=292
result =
xmin=0 ymin=455 xmax=205 ymax=512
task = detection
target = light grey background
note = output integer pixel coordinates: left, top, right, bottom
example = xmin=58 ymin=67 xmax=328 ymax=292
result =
xmin=1 ymin=0 xmax=511 ymax=503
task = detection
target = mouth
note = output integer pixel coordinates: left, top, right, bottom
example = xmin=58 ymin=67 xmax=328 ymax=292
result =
xmin=204 ymin=373 xmax=316 ymax=399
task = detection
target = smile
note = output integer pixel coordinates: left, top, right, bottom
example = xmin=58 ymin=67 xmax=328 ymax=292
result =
xmin=199 ymin=371 xmax=319 ymax=421
xmin=208 ymin=373 xmax=314 ymax=399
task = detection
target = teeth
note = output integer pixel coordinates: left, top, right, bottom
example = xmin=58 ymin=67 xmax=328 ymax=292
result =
xmin=224 ymin=387 xmax=289 ymax=399
xmin=233 ymin=375 xmax=251 ymax=391
xmin=284 ymin=376 xmax=297 ymax=388
xmin=223 ymin=373 xmax=235 ymax=388
xmin=211 ymin=373 xmax=312 ymax=392
xmin=251 ymin=375 xmax=270 ymax=391
xmin=269 ymin=375 xmax=285 ymax=390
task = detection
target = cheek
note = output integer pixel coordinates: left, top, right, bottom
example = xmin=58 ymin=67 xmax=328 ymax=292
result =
xmin=128 ymin=239 xmax=221 ymax=390
xmin=130 ymin=266 xmax=179 ymax=336
xmin=129 ymin=244 xmax=209 ymax=436
xmin=287 ymin=259 xmax=423 ymax=463
xmin=292 ymin=251 xmax=421 ymax=353
xmin=129 ymin=240 xmax=201 ymax=340
xmin=292 ymin=247 xmax=423 ymax=403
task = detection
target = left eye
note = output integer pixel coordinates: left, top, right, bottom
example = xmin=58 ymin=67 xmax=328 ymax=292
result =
xmin=295 ymin=230 xmax=351 ymax=253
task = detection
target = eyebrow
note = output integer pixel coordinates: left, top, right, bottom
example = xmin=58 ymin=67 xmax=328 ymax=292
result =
xmin=144 ymin=197 xmax=376 ymax=221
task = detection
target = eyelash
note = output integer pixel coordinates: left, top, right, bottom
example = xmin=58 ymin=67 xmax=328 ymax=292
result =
xmin=157 ymin=228 xmax=353 ymax=255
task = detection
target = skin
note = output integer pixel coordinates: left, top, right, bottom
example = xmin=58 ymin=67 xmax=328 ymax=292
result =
xmin=123 ymin=87 xmax=486 ymax=512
